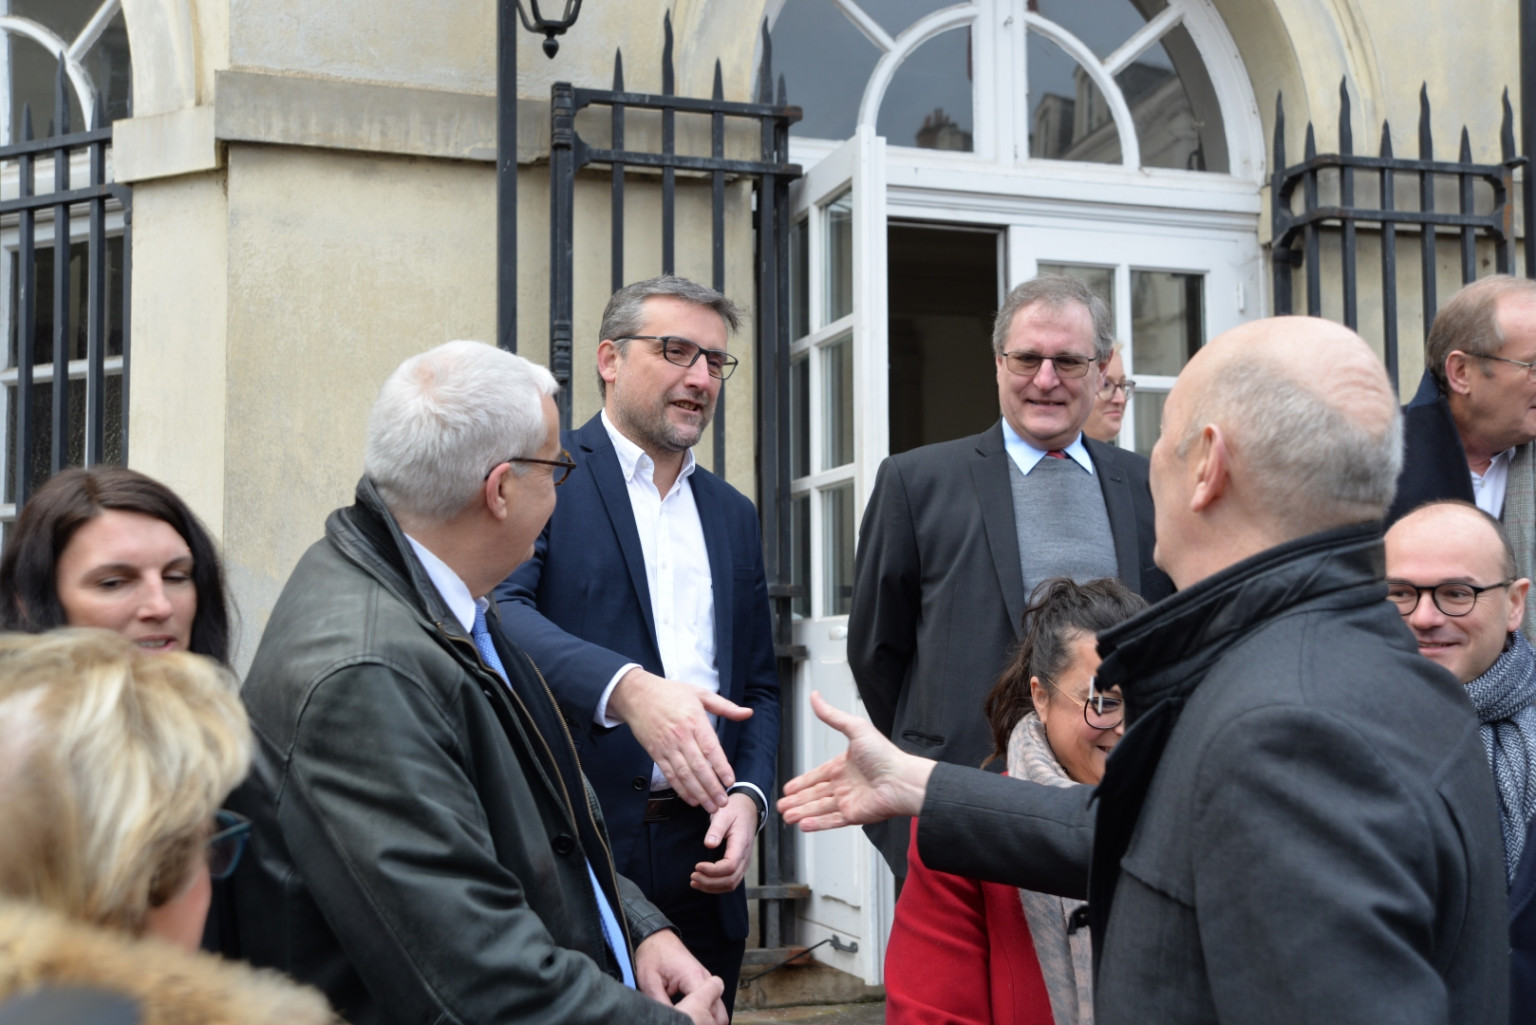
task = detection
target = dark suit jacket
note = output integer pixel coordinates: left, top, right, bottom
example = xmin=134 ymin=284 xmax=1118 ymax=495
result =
xmin=848 ymin=421 xmax=1173 ymax=872
xmin=494 ymin=414 xmax=780 ymax=933
xmin=1387 ymin=370 xmax=1476 ymax=524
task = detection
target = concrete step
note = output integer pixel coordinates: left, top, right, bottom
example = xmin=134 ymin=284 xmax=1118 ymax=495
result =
xmin=735 ymin=1002 xmax=885 ymax=1025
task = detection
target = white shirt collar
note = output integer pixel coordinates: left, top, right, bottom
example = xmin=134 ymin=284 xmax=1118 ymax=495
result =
xmin=601 ymin=408 xmax=697 ymax=489
xmin=1000 ymin=418 xmax=1095 ymax=476
xmin=404 ymin=534 xmax=483 ymax=634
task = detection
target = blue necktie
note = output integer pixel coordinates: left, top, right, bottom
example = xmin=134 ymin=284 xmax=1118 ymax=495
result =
xmin=471 ymin=605 xmax=636 ymax=988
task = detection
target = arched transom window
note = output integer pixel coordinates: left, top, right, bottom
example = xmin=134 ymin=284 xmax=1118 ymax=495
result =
xmin=769 ymin=0 xmax=1261 ymax=181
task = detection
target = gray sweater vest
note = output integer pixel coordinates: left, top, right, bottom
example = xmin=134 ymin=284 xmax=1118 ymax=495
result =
xmin=1009 ymin=454 xmax=1119 ymax=604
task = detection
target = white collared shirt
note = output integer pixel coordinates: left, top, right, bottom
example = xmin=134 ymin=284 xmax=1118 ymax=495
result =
xmin=597 ymin=411 xmax=721 ymax=789
xmin=1001 ymin=419 xmax=1096 ymax=477
xmin=1472 ymin=447 xmax=1515 ymax=518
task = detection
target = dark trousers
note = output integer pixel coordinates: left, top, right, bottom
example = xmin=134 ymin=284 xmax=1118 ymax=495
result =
xmin=633 ymin=796 xmax=748 ymax=1017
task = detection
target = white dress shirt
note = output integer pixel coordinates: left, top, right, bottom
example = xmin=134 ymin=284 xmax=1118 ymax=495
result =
xmin=1472 ymin=447 xmax=1514 ymax=518
xmin=1001 ymin=419 xmax=1096 ymax=476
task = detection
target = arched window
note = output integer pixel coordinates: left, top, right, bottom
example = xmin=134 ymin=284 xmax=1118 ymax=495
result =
xmin=769 ymin=0 xmax=1260 ymax=177
xmin=1 ymin=0 xmax=130 ymax=134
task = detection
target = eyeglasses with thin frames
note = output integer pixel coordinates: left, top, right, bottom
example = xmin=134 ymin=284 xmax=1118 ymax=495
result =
xmin=1001 ymin=351 xmax=1098 ymax=380
xmin=208 ymin=809 xmax=251 ymax=881
xmin=484 ymin=449 xmax=577 ymax=485
xmin=616 ymin=335 xmax=739 ymax=380
xmin=1097 ymin=378 xmax=1136 ymax=400
xmin=1385 ymin=579 xmax=1513 ymax=617
xmin=1042 ymin=673 xmax=1124 ymax=730
xmin=1469 ymin=351 xmax=1536 ymax=380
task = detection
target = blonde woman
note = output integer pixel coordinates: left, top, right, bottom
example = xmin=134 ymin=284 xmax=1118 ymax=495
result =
xmin=0 ymin=629 xmax=337 ymax=1024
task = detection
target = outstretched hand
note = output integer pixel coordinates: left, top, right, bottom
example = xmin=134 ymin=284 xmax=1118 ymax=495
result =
xmin=609 ymin=669 xmax=752 ymax=813
xmin=776 ymin=691 xmax=936 ymax=831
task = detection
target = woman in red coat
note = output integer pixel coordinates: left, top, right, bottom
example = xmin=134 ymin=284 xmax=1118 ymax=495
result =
xmin=885 ymin=578 xmax=1146 ymax=1025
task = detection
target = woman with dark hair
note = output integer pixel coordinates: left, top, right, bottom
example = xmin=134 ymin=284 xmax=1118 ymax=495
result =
xmin=0 ymin=466 xmax=233 ymax=665
xmin=884 ymin=577 xmax=1147 ymax=1025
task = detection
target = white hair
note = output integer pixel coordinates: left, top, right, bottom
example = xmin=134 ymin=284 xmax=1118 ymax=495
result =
xmin=365 ymin=341 xmax=559 ymax=523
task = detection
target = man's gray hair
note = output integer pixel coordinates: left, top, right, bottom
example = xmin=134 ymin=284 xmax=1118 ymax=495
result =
xmin=1425 ymin=275 xmax=1536 ymax=390
xmin=991 ymin=274 xmax=1113 ymax=359
xmin=596 ymin=276 xmax=741 ymax=397
xmin=365 ymin=340 xmax=559 ymax=522
xmin=1178 ymin=361 xmax=1404 ymax=533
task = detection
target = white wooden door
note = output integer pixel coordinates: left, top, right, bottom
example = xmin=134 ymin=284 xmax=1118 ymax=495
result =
xmin=786 ymin=124 xmax=893 ymax=984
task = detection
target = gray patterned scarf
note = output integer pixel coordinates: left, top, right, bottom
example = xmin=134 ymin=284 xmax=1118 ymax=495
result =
xmin=1008 ymin=715 xmax=1094 ymax=1025
xmin=1464 ymin=629 xmax=1536 ymax=883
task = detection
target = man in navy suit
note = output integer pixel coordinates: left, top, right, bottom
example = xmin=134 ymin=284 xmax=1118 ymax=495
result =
xmin=496 ymin=276 xmax=778 ymax=1013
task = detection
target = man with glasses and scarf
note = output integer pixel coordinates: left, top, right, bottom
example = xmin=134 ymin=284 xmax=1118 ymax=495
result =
xmin=497 ymin=277 xmax=778 ymax=1012
xmin=850 ymin=273 xmax=1173 ymax=876
xmin=1387 ymin=499 xmax=1536 ymax=1015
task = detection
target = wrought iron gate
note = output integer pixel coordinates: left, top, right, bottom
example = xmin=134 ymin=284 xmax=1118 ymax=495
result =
xmin=1 ymin=61 xmax=131 ymax=523
xmin=546 ymin=15 xmax=811 ymax=973
xmin=1270 ymin=81 xmax=1522 ymax=385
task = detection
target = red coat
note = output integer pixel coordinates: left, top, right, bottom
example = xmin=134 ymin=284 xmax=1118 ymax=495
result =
xmin=885 ymin=818 xmax=1055 ymax=1024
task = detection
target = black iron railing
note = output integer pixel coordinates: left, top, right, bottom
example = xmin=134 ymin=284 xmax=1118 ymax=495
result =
xmin=3 ymin=60 xmax=130 ymax=515
xmin=1271 ymin=81 xmax=1520 ymax=387
xmin=548 ymin=14 xmax=809 ymax=970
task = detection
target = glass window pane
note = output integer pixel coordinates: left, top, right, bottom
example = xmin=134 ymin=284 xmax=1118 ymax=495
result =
xmin=822 ymin=333 xmax=854 ymax=470
xmin=823 ymin=481 xmax=855 ymax=616
xmin=8 ymin=238 xmax=121 ymax=370
xmin=857 ymin=0 xmax=961 ymax=38
xmin=1131 ymin=270 xmax=1203 ymax=375
xmin=1118 ymin=33 xmax=1226 ymax=172
xmin=877 ymin=28 xmax=973 ymax=153
xmin=792 ymin=494 xmax=810 ymax=619
xmin=1037 ymin=262 xmax=1116 ymax=328
xmin=1028 ymin=32 xmax=1119 ymax=164
xmin=789 ymin=218 xmax=809 ymax=340
xmin=790 ymin=355 xmax=809 ymax=479
xmin=825 ymin=192 xmax=853 ymax=324
xmin=4 ymin=372 xmax=120 ymax=503
xmin=1031 ymin=0 xmax=1164 ymax=60
xmin=1132 ymin=389 xmax=1165 ymax=458
xmin=769 ymin=3 xmax=880 ymax=140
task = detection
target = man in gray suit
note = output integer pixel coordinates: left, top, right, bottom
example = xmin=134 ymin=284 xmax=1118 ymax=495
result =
xmin=850 ymin=274 xmax=1174 ymax=874
xmin=783 ymin=317 xmax=1508 ymax=1023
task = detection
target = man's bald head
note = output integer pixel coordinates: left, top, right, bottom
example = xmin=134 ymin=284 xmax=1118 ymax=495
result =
xmin=1152 ymin=319 xmax=1401 ymax=584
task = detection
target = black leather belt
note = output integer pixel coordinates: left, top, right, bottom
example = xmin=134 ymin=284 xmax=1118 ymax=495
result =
xmin=644 ymin=787 xmax=677 ymax=823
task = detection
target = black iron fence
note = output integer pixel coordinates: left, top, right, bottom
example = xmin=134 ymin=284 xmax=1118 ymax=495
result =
xmin=1270 ymin=81 xmax=1521 ymax=386
xmin=547 ymin=16 xmax=809 ymax=971
xmin=2 ymin=60 xmax=130 ymax=518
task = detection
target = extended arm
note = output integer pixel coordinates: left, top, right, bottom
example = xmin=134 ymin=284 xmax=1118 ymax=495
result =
xmin=496 ymin=525 xmax=748 ymax=811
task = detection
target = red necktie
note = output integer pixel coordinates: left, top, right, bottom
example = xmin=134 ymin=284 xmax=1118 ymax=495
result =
xmin=1046 ymin=450 xmax=1068 ymax=459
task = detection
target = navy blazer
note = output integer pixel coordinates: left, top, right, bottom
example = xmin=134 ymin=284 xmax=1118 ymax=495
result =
xmin=1387 ymin=369 xmax=1476 ymax=524
xmin=494 ymin=413 xmax=780 ymax=881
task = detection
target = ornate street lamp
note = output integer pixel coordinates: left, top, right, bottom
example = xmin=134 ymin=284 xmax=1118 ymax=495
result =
xmin=515 ymin=0 xmax=584 ymax=58
xmin=499 ymin=0 xmax=585 ymax=352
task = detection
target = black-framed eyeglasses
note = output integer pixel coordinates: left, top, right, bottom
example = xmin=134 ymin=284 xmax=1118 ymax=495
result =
xmin=1001 ymin=350 xmax=1098 ymax=380
xmin=1385 ymin=579 xmax=1513 ymax=617
xmin=617 ymin=335 xmax=739 ymax=380
xmin=485 ymin=448 xmax=577 ymax=485
xmin=208 ymin=810 xmax=251 ymax=881
xmin=1084 ymin=676 xmax=1124 ymax=731
xmin=1468 ymin=350 xmax=1536 ymax=380
xmin=1097 ymin=377 xmax=1136 ymax=400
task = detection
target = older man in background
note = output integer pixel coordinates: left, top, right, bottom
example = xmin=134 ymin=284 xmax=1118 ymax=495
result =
xmin=781 ymin=316 xmax=1508 ymax=1024
xmin=1391 ymin=275 xmax=1536 ymax=639
xmin=850 ymin=274 xmax=1172 ymax=875
xmin=1387 ymin=500 xmax=1536 ymax=1017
